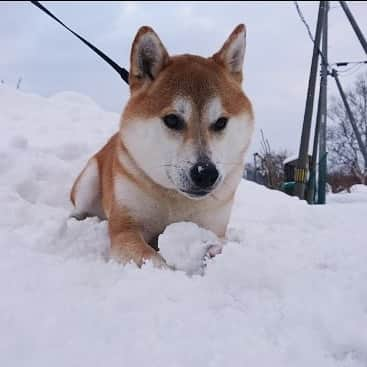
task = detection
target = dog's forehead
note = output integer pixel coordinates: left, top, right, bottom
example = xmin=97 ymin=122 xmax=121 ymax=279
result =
xmin=155 ymin=55 xmax=222 ymax=110
xmin=123 ymin=54 xmax=251 ymax=120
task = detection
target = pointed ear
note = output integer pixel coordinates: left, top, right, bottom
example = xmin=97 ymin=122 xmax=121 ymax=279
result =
xmin=129 ymin=26 xmax=169 ymax=92
xmin=212 ymin=24 xmax=246 ymax=83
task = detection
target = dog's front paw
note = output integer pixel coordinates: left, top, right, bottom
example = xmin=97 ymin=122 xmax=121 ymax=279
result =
xmin=145 ymin=252 xmax=172 ymax=270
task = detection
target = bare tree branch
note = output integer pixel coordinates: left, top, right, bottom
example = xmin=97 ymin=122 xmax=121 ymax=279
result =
xmin=328 ymin=72 xmax=367 ymax=184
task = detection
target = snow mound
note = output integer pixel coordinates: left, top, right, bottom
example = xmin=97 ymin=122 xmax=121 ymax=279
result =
xmin=49 ymin=91 xmax=100 ymax=108
xmin=158 ymin=222 xmax=221 ymax=275
xmin=1 ymin=86 xmax=367 ymax=367
xmin=350 ymin=184 xmax=367 ymax=193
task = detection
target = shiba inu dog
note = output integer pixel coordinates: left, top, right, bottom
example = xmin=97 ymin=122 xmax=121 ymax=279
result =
xmin=70 ymin=24 xmax=254 ymax=267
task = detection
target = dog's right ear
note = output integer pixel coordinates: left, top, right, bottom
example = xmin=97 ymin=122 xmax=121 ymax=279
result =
xmin=129 ymin=26 xmax=169 ymax=93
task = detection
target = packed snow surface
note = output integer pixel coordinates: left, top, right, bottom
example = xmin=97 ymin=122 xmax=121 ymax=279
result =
xmin=1 ymin=86 xmax=366 ymax=367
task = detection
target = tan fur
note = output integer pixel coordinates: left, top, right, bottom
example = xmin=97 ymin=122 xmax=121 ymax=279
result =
xmin=70 ymin=24 xmax=254 ymax=267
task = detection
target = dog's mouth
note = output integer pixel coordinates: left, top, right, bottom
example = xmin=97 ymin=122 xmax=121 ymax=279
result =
xmin=181 ymin=189 xmax=212 ymax=199
xmin=179 ymin=177 xmax=222 ymax=199
xmin=166 ymin=168 xmax=222 ymax=199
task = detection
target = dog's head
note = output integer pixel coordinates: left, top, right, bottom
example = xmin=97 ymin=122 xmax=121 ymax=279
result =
xmin=120 ymin=24 xmax=254 ymax=199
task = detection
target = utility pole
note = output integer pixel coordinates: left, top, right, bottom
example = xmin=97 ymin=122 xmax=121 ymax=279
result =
xmin=307 ymin=1 xmax=329 ymax=204
xmin=295 ymin=1 xmax=326 ymax=200
xmin=293 ymin=0 xmax=367 ymax=203
xmin=339 ymin=1 xmax=367 ymax=55
xmin=317 ymin=1 xmax=329 ymax=204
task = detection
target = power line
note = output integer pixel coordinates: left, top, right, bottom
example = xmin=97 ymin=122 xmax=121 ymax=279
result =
xmin=294 ymin=2 xmax=367 ymax=70
xmin=293 ymin=1 xmax=330 ymax=70
xmin=293 ymin=1 xmax=315 ymax=43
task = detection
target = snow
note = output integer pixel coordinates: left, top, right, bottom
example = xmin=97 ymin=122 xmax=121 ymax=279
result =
xmin=283 ymin=154 xmax=299 ymax=165
xmin=1 ymin=85 xmax=367 ymax=367
xmin=158 ymin=222 xmax=222 ymax=275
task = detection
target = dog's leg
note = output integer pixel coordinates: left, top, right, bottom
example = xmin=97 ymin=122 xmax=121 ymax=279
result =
xmin=108 ymin=213 xmax=167 ymax=268
xmin=70 ymin=158 xmax=105 ymax=219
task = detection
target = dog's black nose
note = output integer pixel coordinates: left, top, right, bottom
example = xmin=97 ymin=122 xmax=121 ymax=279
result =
xmin=190 ymin=162 xmax=219 ymax=189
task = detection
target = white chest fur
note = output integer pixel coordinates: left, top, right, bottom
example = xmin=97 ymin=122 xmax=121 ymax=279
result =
xmin=113 ymin=172 xmax=237 ymax=242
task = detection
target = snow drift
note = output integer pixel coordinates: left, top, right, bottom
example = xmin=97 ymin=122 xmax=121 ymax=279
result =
xmin=1 ymin=85 xmax=366 ymax=367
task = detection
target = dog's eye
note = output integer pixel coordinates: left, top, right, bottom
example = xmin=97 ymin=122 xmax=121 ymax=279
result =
xmin=211 ymin=117 xmax=228 ymax=132
xmin=162 ymin=114 xmax=185 ymax=131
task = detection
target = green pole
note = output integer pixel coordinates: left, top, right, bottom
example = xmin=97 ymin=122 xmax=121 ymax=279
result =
xmin=307 ymin=81 xmax=323 ymax=204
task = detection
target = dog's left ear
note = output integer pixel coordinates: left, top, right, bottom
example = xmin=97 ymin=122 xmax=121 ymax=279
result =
xmin=129 ymin=26 xmax=169 ymax=93
xmin=212 ymin=24 xmax=246 ymax=83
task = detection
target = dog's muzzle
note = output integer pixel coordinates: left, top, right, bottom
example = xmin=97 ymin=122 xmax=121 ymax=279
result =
xmin=183 ymin=161 xmax=220 ymax=198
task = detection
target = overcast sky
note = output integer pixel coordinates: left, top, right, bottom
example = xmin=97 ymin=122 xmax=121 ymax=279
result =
xmin=2 ymin=1 xmax=367 ymax=156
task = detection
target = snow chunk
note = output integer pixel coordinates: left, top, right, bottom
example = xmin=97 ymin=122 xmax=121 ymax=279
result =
xmin=158 ymin=222 xmax=221 ymax=275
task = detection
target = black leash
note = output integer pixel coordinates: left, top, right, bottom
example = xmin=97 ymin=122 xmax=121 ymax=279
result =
xmin=30 ymin=1 xmax=129 ymax=85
